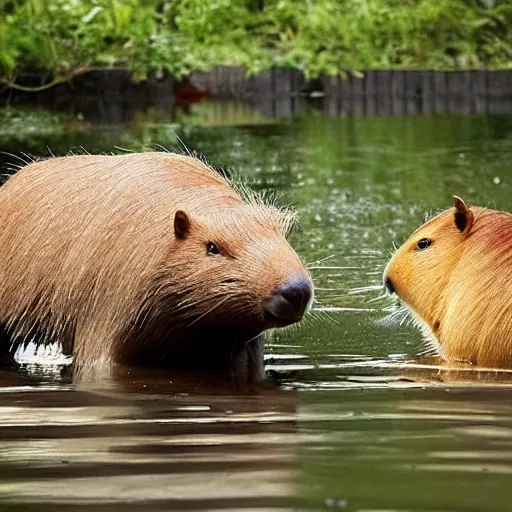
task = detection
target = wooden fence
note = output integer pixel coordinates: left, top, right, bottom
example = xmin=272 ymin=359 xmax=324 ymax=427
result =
xmin=0 ymin=69 xmax=174 ymax=124
xmin=2 ymin=67 xmax=512 ymax=122
xmin=323 ymin=70 xmax=512 ymax=116
xmin=190 ymin=66 xmax=308 ymax=118
xmin=192 ymin=67 xmax=512 ymax=117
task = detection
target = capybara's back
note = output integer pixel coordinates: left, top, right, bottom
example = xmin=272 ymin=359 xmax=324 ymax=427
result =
xmin=0 ymin=152 xmax=313 ymax=381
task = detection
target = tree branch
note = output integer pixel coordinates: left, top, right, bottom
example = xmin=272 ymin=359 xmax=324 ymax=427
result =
xmin=0 ymin=66 xmax=92 ymax=92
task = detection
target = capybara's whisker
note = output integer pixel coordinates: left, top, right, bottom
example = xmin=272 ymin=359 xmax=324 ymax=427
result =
xmin=175 ymin=136 xmax=192 ymax=157
xmin=312 ymin=254 xmax=336 ymax=265
xmin=5 ymin=165 xmax=23 ymax=173
xmin=113 ymin=146 xmax=135 ymax=153
xmin=19 ymin=151 xmax=36 ymax=164
xmin=307 ymin=265 xmax=360 ymax=271
xmin=381 ymin=305 xmax=408 ymax=326
xmin=399 ymin=311 xmax=411 ymax=327
xmin=153 ymin=143 xmax=171 ymax=154
xmin=361 ymin=248 xmax=384 ymax=257
xmin=368 ymin=293 xmax=388 ymax=303
xmin=348 ymin=284 xmax=383 ymax=295
xmin=0 ymin=151 xmax=32 ymax=166
xmin=186 ymin=296 xmax=231 ymax=327
xmin=417 ymin=345 xmax=438 ymax=357
xmin=308 ymin=309 xmax=338 ymax=326
xmin=242 ymin=332 xmax=261 ymax=346
xmin=301 ymin=314 xmax=314 ymax=329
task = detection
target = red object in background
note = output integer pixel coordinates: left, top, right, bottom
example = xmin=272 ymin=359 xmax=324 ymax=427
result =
xmin=174 ymin=82 xmax=210 ymax=105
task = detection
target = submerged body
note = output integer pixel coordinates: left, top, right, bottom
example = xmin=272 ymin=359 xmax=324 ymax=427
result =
xmin=384 ymin=196 xmax=512 ymax=369
xmin=0 ymin=152 xmax=313 ymax=382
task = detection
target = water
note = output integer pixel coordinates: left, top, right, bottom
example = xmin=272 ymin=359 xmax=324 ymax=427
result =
xmin=1 ymin=101 xmax=512 ymax=510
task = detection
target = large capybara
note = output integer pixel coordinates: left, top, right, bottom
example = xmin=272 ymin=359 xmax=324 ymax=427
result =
xmin=383 ymin=195 xmax=512 ymax=369
xmin=0 ymin=152 xmax=313 ymax=384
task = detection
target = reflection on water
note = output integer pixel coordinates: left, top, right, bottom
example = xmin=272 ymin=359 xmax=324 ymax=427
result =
xmin=1 ymin=103 xmax=512 ymax=510
xmin=299 ymin=388 xmax=512 ymax=512
xmin=0 ymin=384 xmax=297 ymax=511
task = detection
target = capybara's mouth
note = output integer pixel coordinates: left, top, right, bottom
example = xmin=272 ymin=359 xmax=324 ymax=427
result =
xmin=264 ymin=310 xmax=303 ymax=328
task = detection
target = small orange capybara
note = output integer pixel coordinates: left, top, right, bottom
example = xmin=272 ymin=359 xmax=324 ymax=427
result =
xmin=0 ymin=152 xmax=313 ymax=383
xmin=384 ymin=196 xmax=512 ymax=369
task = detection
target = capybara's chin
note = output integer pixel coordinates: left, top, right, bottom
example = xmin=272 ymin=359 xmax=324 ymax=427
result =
xmin=0 ymin=152 xmax=313 ymax=386
xmin=383 ymin=195 xmax=512 ymax=370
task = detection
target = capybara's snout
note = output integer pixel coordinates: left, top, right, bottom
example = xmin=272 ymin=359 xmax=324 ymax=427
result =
xmin=384 ymin=276 xmax=395 ymax=295
xmin=263 ymin=273 xmax=313 ymax=326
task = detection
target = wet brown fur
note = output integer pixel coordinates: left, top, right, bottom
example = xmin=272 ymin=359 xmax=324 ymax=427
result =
xmin=0 ymin=152 xmax=310 ymax=378
xmin=384 ymin=197 xmax=512 ymax=369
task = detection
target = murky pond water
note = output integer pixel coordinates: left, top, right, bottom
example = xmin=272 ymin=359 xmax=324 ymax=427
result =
xmin=1 ymin=102 xmax=512 ymax=510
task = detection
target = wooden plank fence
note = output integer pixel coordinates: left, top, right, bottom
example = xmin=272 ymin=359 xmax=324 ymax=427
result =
xmin=190 ymin=65 xmax=307 ymax=118
xmin=192 ymin=67 xmax=512 ymax=117
xmin=2 ymin=66 xmax=512 ymax=121
xmin=0 ymin=69 xmax=175 ymax=124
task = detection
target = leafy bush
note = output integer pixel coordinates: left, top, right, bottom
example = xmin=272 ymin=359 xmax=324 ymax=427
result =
xmin=1 ymin=0 xmax=511 ymax=88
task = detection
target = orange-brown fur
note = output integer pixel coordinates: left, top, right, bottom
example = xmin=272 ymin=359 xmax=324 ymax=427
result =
xmin=384 ymin=197 xmax=512 ymax=369
xmin=0 ymin=152 xmax=311 ymax=379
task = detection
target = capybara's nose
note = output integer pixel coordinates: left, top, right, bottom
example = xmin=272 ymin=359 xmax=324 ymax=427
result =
xmin=264 ymin=274 xmax=313 ymax=325
xmin=385 ymin=277 xmax=395 ymax=295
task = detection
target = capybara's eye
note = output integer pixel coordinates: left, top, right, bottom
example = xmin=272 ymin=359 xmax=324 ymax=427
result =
xmin=416 ymin=238 xmax=432 ymax=250
xmin=206 ymin=242 xmax=221 ymax=256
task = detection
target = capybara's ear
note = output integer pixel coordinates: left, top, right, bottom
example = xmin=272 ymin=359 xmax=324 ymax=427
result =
xmin=453 ymin=196 xmax=474 ymax=234
xmin=174 ymin=210 xmax=191 ymax=239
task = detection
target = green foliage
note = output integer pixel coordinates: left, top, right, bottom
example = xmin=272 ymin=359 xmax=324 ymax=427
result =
xmin=266 ymin=0 xmax=512 ymax=76
xmin=0 ymin=0 xmax=511 ymax=86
